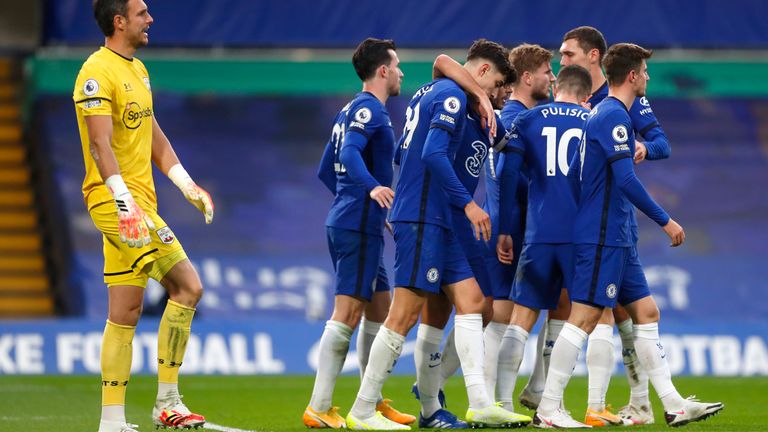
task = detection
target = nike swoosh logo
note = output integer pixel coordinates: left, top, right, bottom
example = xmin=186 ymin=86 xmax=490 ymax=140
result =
xmin=428 ymin=363 xmax=441 ymax=368
xmin=670 ymin=410 xmax=685 ymax=415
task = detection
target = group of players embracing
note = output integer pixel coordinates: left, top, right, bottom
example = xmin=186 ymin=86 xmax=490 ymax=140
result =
xmin=307 ymin=26 xmax=724 ymax=430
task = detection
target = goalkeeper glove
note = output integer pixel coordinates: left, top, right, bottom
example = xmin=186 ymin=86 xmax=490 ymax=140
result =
xmin=168 ymin=164 xmax=214 ymax=224
xmin=105 ymin=174 xmax=155 ymax=248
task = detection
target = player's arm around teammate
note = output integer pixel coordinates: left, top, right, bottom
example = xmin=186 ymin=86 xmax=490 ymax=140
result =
xmin=432 ymin=54 xmax=497 ymax=139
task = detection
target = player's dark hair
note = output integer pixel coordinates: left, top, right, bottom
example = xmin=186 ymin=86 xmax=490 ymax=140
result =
xmin=556 ymin=65 xmax=592 ymax=99
xmin=467 ymin=39 xmax=516 ymax=85
xmin=352 ymin=38 xmax=397 ymax=81
xmin=93 ymin=0 xmax=129 ymax=37
xmin=509 ymin=43 xmax=552 ymax=83
xmin=563 ymin=26 xmax=608 ymax=62
xmin=603 ymin=43 xmax=653 ymax=86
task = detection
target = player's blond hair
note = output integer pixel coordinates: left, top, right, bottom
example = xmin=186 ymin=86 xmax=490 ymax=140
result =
xmin=508 ymin=44 xmax=553 ymax=84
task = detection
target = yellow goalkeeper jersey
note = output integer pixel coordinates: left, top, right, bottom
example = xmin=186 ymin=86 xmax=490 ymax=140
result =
xmin=73 ymin=47 xmax=156 ymax=210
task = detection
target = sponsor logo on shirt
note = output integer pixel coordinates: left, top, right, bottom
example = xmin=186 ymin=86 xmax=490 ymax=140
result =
xmin=122 ymin=102 xmax=153 ymax=129
xmin=465 ymin=141 xmax=487 ymax=178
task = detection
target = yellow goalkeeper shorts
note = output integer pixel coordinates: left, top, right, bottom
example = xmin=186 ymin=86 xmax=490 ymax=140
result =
xmin=89 ymin=200 xmax=188 ymax=287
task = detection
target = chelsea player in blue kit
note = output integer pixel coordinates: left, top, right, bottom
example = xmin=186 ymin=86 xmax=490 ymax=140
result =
xmin=490 ymin=44 xmax=558 ymax=410
xmin=406 ymin=54 xmax=527 ymax=429
xmin=559 ymin=26 xmax=673 ymax=426
xmin=492 ymin=65 xmax=592 ymax=417
xmin=306 ymin=38 xmax=413 ymax=429
xmin=346 ymin=39 xmax=526 ymax=430
xmin=534 ymin=43 xmax=723 ymax=429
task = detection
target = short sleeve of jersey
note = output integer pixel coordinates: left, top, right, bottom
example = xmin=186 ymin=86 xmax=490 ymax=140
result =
xmin=430 ymin=88 xmax=466 ymax=134
xmin=347 ymin=100 xmax=385 ymax=138
xmin=629 ymin=96 xmax=660 ymax=137
xmin=73 ymin=62 xmax=114 ymax=116
xmin=596 ymin=110 xmax=633 ymax=163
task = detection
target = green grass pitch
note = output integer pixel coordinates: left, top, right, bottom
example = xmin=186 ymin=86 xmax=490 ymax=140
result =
xmin=1 ymin=375 xmax=765 ymax=431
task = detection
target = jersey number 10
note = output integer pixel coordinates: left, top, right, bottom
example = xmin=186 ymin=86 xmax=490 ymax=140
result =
xmin=541 ymin=126 xmax=582 ymax=176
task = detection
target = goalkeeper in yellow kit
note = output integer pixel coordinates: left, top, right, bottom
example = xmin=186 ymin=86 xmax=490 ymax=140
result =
xmin=73 ymin=1 xmax=213 ymax=431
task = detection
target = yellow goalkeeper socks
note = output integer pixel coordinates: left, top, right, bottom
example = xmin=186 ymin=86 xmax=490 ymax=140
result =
xmin=157 ymin=299 xmax=195 ymax=386
xmin=101 ymin=320 xmax=136 ymax=407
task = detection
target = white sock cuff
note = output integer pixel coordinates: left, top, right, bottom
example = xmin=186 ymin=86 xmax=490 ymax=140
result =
xmin=560 ymin=323 xmax=588 ymax=348
xmin=360 ymin=318 xmax=382 ymax=335
xmin=634 ymin=322 xmax=660 ymax=340
xmin=589 ymin=324 xmax=614 ymax=343
xmin=617 ymin=319 xmax=633 ymax=337
xmin=503 ymin=324 xmax=530 ymax=343
xmin=547 ymin=319 xmax=566 ymax=332
xmin=486 ymin=321 xmax=507 ymax=337
xmin=326 ymin=320 xmax=353 ymax=339
xmin=380 ymin=326 xmax=406 ymax=353
xmin=417 ymin=324 xmax=444 ymax=345
xmin=454 ymin=313 xmax=483 ymax=329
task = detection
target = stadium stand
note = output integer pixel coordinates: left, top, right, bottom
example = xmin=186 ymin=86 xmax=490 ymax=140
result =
xmin=0 ymin=57 xmax=54 ymax=317
xmin=1 ymin=0 xmax=766 ymax=377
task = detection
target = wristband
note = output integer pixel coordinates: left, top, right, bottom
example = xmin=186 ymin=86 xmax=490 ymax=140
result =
xmin=105 ymin=174 xmax=130 ymax=198
xmin=167 ymin=164 xmax=193 ymax=189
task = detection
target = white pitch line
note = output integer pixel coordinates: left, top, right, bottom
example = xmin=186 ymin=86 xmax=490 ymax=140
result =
xmin=204 ymin=421 xmax=260 ymax=432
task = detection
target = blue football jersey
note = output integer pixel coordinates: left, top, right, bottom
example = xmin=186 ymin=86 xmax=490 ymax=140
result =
xmin=485 ymin=100 xmax=529 ymax=238
xmin=390 ymin=79 xmax=469 ymax=228
xmin=572 ymin=97 xmax=641 ymax=246
xmin=504 ymin=101 xmax=589 ymax=243
xmin=589 ymin=82 xmax=669 ymax=159
xmin=451 ymin=110 xmax=506 ymax=252
xmin=454 ymin=110 xmax=505 ymax=197
xmin=322 ymin=92 xmax=395 ymax=235
xmin=590 ymin=81 xmax=671 ymax=243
